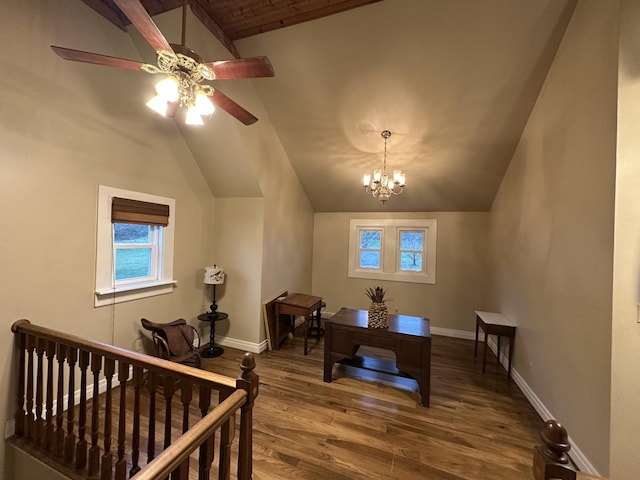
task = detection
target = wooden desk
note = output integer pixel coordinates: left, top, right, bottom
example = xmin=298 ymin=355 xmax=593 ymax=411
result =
xmin=323 ymin=308 xmax=431 ymax=407
xmin=474 ymin=310 xmax=516 ymax=380
xmin=275 ymin=293 xmax=323 ymax=355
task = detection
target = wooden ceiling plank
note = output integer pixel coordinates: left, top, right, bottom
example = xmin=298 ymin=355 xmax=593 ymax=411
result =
xmin=228 ymin=0 xmax=382 ymax=39
xmin=190 ymin=0 xmax=241 ymax=58
xmin=80 ymin=0 xmax=128 ymax=30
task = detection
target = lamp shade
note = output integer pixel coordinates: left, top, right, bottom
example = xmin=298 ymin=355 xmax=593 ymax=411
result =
xmin=204 ymin=265 xmax=225 ymax=285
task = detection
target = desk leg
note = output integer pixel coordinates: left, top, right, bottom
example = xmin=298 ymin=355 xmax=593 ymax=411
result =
xmin=303 ymin=315 xmax=309 ymax=355
xmin=323 ymin=323 xmax=333 ymax=382
xmin=497 ymin=336 xmax=501 ymax=366
xmin=275 ymin=304 xmax=281 ymax=350
xmin=482 ymin=331 xmax=488 ymax=373
xmin=507 ymin=336 xmax=514 ymax=381
xmin=474 ymin=317 xmax=479 ymax=358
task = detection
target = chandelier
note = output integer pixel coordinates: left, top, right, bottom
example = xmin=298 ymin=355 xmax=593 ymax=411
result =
xmin=143 ymin=46 xmax=216 ymax=126
xmin=362 ymin=130 xmax=406 ymax=203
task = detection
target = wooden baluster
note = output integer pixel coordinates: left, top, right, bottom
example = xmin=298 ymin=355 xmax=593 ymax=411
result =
xmin=64 ymin=347 xmax=77 ymax=464
xmin=147 ymin=370 xmax=158 ymax=462
xmin=55 ymin=344 xmax=67 ymax=457
xmin=25 ymin=334 xmax=35 ymax=441
xmin=75 ymin=350 xmax=90 ymax=470
xmin=34 ymin=337 xmax=46 ymax=446
xmin=237 ymin=353 xmax=258 ymax=480
xmin=45 ymin=340 xmax=56 ymax=451
xmin=172 ymin=379 xmax=193 ymax=480
xmin=89 ymin=353 xmax=103 ymax=476
xmin=115 ymin=361 xmax=129 ymax=480
xmin=163 ymin=374 xmax=176 ymax=449
xmin=129 ymin=366 xmax=144 ymax=477
xmin=14 ymin=328 xmax=26 ymax=438
xmin=100 ymin=357 xmax=115 ymax=480
xmin=218 ymin=391 xmax=234 ymax=480
xmin=198 ymin=385 xmax=213 ymax=480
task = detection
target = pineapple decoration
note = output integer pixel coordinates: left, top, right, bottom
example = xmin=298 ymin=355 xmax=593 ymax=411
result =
xmin=365 ymin=286 xmax=389 ymax=328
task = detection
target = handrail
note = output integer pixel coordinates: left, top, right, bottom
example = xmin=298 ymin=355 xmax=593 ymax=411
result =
xmin=131 ymin=390 xmax=247 ymax=479
xmin=11 ymin=319 xmax=259 ymax=480
xmin=11 ymin=319 xmax=236 ymax=392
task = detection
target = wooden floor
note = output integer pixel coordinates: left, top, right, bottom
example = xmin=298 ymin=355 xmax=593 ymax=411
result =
xmin=203 ymin=327 xmax=543 ymax=480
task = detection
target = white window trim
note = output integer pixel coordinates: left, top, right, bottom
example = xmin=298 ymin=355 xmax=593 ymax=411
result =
xmin=95 ymin=185 xmax=177 ymax=307
xmin=348 ymin=219 xmax=437 ymax=284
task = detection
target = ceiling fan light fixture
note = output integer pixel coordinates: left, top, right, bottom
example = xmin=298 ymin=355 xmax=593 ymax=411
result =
xmin=155 ymin=76 xmax=179 ymax=102
xmin=146 ymin=95 xmax=168 ymax=116
xmin=185 ymin=105 xmax=204 ymax=126
xmin=195 ymin=92 xmax=215 ymax=116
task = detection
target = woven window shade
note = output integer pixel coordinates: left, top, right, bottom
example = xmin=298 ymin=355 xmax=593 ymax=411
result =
xmin=111 ymin=197 xmax=170 ymax=227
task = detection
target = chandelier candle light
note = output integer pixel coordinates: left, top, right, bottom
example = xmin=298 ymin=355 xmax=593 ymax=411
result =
xmin=362 ymin=130 xmax=406 ymax=203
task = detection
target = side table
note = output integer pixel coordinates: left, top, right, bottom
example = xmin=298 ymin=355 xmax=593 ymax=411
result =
xmin=474 ymin=310 xmax=516 ymax=380
xmin=197 ymin=312 xmax=228 ymax=358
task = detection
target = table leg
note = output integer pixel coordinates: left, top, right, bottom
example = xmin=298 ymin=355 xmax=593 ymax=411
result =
xmin=497 ymin=336 xmax=501 ymax=366
xmin=482 ymin=330 xmax=488 ymax=373
xmin=202 ymin=318 xmax=223 ymax=358
xmin=474 ymin=317 xmax=479 ymax=358
xmin=275 ymin=304 xmax=281 ymax=350
xmin=507 ymin=335 xmax=514 ymax=381
xmin=303 ymin=315 xmax=309 ymax=355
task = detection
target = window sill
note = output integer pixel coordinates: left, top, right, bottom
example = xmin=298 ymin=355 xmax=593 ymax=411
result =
xmin=349 ymin=269 xmax=435 ymax=284
xmin=95 ymin=280 xmax=177 ymax=307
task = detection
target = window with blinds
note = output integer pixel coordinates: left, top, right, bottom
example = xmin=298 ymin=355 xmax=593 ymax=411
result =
xmin=95 ymin=186 xmax=176 ymax=307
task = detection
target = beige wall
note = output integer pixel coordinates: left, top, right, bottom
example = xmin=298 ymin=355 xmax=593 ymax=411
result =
xmin=212 ymin=198 xmax=265 ymax=345
xmin=0 ymin=1 xmax=314 ymax=478
xmin=488 ymin=0 xmax=617 ymax=474
xmin=611 ymin=0 xmax=640 ymax=477
xmin=312 ymin=212 xmax=490 ymax=332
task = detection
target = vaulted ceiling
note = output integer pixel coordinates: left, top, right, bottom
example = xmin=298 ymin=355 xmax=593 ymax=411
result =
xmin=77 ymin=0 xmax=577 ymax=212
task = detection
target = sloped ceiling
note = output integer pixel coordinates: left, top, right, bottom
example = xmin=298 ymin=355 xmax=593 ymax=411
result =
xmin=77 ymin=0 xmax=577 ymax=212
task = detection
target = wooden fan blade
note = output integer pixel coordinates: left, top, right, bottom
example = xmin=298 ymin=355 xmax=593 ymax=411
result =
xmin=51 ymin=46 xmax=146 ymax=71
xmin=210 ymin=89 xmax=258 ymax=125
xmin=203 ymin=56 xmax=275 ymax=80
xmin=113 ymin=0 xmax=174 ymax=54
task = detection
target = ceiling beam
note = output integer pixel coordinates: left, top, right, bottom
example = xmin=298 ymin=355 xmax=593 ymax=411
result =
xmin=189 ymin=0 xmax=240 ymax=59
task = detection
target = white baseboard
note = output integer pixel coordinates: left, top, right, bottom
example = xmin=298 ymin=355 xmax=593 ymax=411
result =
xmin=215 ymin=336 xmax=266 ymax=354
xmin=483 ymin=337 xmax=599 ymax=476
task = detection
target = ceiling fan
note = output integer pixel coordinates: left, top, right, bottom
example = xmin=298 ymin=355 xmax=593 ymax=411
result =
xmin=50 ymin=0 xmax=274 ymax=126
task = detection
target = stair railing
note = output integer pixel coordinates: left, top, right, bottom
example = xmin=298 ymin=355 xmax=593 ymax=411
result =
xmin=11 ymin=319 xmax=258 ymax=480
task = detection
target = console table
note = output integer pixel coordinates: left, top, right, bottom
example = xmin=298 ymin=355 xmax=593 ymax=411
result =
xmin=474 ymin=310 xmax=516 ymax=380
xmin=323 ymin=308 xmax=431 ymax=407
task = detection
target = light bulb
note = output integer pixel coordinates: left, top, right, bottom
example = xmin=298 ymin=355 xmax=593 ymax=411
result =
xmin=393 ymin=170 xmax=402 ymax=183
xmin=195 ymin=92 xmax=215 ymax=116
xmin=146 ymin=95 xmax=168 ymax=116
xmin=362 ymin=174 xmax=371 ymax=187
xmin=399 ymin=174 xmax=406 ymax=186
xmin=185 ymin=105 xmax=204 ymax=126
xmin=155 ymin=77 xmax=179 ymax=102
xmin=373 ymin=169 xmax=382 ymax=182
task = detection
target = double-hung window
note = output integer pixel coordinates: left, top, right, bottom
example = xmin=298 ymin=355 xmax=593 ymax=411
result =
xmin=95 ymin=186 xmax=176 ymax=307
xmin=348 ymin=219 xmax=437 ymax=284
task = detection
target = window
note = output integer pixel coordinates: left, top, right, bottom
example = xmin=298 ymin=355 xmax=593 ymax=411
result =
xmin=348 ymin=219 xmax=437 ymax=284
xmin=95 ymin=186 xmax=176 ymax=307
xmin=359 ymin=229 xmax=383 ymax=270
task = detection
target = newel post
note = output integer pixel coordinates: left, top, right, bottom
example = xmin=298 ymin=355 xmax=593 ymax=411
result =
xmin=236 ymin=353 xmax=258 ymax=480
xmin=533 ymin=419 xmax=576 ymax=480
